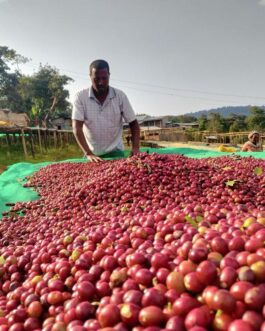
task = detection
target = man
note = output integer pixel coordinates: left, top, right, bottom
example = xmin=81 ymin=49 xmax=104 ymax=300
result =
xmin=241 ymin=131 xmax=263 ymax=152
xmin=72 ymin=59 xmax=140 ymax=162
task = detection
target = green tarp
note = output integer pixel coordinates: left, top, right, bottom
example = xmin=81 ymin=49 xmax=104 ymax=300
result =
xmin=1 ymin=147 xmax=265 ymax=216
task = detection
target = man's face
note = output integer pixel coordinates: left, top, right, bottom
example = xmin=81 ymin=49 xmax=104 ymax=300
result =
xmin=90 ymin=68 xmax=109 ymax=94
xmin=251 ymin=133 xmax=259 ymax=144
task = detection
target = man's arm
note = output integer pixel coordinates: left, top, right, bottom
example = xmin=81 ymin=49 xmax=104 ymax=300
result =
xmin=72 ymin=120 xmax=103 ymax=162
xmin=241 ymin=142 xmax=249 ymax=152
xmin=129 ymin=119 xmax=140 ymax=155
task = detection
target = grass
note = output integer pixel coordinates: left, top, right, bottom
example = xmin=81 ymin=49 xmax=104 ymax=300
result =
xmin=0 ymin=144 xmax=84 ymax=174
xmin=0 ymin=142 xmax=135 ymax=174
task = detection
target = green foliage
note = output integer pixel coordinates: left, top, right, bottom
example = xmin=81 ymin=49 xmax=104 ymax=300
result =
xmin=198 ymin=114 xmax=208 ymax=131
xmin=245 ymin=106 xmax=265 ymax=131
xmin=18 ymin=64 xmax=73 ymax=126
xmin=0 ymin=45 xmax=73 ymax=127
xmin=1 ymin=46 xmax=265 ymax=134
xmin=0 ymin=143 xmax=83 ymax=173
xmin=167 ymin=115 xmax=197 ymax=123
xmin=196 ymin=112 xmax=249 ymax=133
xmin=229 ymin=119 xmax=247 ymax=132
xmin=207 ymin=113 xmax=227 ymax=133
xmin=0 ymin=46 xmax=29 ymax=112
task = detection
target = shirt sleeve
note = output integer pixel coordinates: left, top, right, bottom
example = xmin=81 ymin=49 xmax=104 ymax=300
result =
xmin=72 ymin=92 xmax=85 ymax=121
xmin=120 ymin=92 xmax=136 ymax=123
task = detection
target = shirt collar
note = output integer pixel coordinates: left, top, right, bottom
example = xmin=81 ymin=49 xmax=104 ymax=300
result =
xmin=89 ymin=86 xmax=116 ymax=100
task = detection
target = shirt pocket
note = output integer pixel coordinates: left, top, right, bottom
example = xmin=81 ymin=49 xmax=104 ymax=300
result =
xmin=107 ymin=100 xmax=122 ymax=127
xmin=83 ymin=114 xmax=93 ymax=126
xmin=83 ymin=108 xmax=97 ymax=127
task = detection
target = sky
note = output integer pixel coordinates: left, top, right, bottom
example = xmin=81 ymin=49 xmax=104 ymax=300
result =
xmin=1 ymin=0 xmax=265 ymax=116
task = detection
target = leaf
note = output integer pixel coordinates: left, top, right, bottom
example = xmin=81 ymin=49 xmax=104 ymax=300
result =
xmin=70 ymin=249 xmax=81 ymax=262
xmin=223 ymin=166 xmax=232 ymax=171
xmin=225 ymin=180 xmax=236 ymax=187
xmin=216 ymin=309 xmax=223 ymax=317
xmin=254 ymin=167 xmax=263 ymax=176
xmin=152 ymin=277 xmax=158 ymax=286
xmin=0 ymin=256 xmax=6 ymax=265
xmin=185 ymin=215 xmax=198 ymax=228
xmin=196 ymin=215 xmax=204 ymax=222
xmin=167 ymin=302 xmax=173 ymax=310
xmin=120 ymin=206 xmax=128 ymax=213
xmin=143 ymin=163 xmax=152 ymax=174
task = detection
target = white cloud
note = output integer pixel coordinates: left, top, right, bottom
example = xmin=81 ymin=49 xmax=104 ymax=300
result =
xmin=258 ymin=0 xmax=265 ymax=5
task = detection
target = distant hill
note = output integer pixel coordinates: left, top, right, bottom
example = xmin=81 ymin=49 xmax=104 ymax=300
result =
xmin=185 ymin=105 xmax=265 ymax=118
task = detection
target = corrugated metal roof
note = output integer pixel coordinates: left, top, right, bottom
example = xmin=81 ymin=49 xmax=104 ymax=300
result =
xmin=141 ymin=126 xmax=162 ymax=131
xmin=136 ymin=115 xmax=148 ymax=122
xmin=142 ymin=116 xmax=163 ymax=122
xmin=173 ymin=122 xmax=198 ymax=126
xmin=136 ymin=115 xmax=163 ymax=123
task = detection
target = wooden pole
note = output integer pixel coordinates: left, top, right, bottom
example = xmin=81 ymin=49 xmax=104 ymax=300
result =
xmin=5 ymin=133 xmax=11 ymax=158
xmin=6 ymin=133 xmax=11 ymax=147
xmin=12 ymin=133 xmax=17 ymax=144
xmin=46 ymin=130 xmax=48 ymax=150
xmin=43 ymin=129 xmax=48 ymax=151
xmin=47 ymin=130 xmax=50 ymax=149
xmin=21 ymin=129 xmax=28 ymax=157
xmin=48 ymin=130 xmax=51 ymax=148
xmin=29 ymin=130 xmax=35 ymax=158
xmin=49 ymin=130 xmax=53 ymax=148
xmin=59 ymin=131 xmax=63 ymax=147
xmin=37 ymin=128 xmax=42 ymax=153
xmin=54 ymin=131 xmax=57 ymax=148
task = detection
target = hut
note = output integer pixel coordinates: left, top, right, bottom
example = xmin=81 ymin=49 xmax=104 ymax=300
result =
xmin=51 ymin=115 xmax=72 ymax=130
xmin=0 ymin=109 xmax=29 ymax=128
xmin=0 ymin=109 xmax=30 ymax=156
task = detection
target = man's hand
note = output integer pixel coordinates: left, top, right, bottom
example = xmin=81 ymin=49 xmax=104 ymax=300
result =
xmin=86 ymin=154 xmax=104 ymax=162
xmin=73 ymin=120 xmax=103 ymax=162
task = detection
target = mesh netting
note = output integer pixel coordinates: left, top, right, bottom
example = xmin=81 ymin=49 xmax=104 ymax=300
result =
xmin=1 ymin=147 xmax=265 ymax=215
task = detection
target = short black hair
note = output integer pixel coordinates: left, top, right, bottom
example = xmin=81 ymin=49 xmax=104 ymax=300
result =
xmin=89 ymin=59 xmax=110 ymax=74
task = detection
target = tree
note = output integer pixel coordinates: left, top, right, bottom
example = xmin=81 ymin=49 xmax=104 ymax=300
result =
xmin=207 ymin=113 xmax=226 ymax=132
xmin=0 ymin=46 xmax=29 ymax=112
xmin=198 ymin=114 xmax=208 ymax=131
xmin=0 ymin=46 xmax=74 ymax=127
xmin=18 ymin=64 xmax=73 ymax=127
xmin=245 ymin=106 xmax=265 ymax=131
xmin=228 ymin=114 xmax=247 ymax=132
xmin=168 ymin=115 xmax=197 ymax=123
